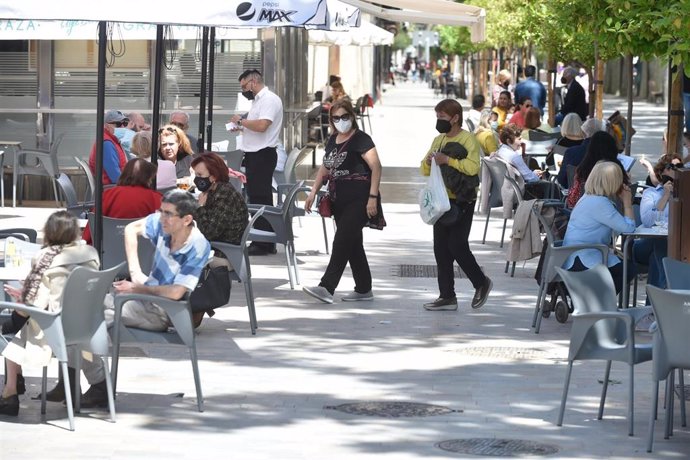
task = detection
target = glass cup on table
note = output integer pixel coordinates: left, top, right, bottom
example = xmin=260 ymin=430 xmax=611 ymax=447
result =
xmin=654 ymin=209 xmax=668 ymax=229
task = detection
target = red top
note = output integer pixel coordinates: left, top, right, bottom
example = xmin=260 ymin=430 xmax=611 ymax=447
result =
xmin=82 ymin=185 xmax=162 ymax=244
xmin=88 ymin=129 xmax=128 ymax=185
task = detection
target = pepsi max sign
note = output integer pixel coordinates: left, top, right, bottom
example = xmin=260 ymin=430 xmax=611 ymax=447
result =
xmin=236 ymin=2 xmax=297 ymax=24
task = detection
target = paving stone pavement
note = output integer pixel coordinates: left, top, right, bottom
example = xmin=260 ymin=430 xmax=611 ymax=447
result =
xmin=1 ymin=81 xmax=689 ymax=459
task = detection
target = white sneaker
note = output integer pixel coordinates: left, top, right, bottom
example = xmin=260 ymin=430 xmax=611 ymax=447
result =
xmin=303 ymin=286 xmax=334 ymax=304
xmin=342 ymin=290 xmax=374 ymax=302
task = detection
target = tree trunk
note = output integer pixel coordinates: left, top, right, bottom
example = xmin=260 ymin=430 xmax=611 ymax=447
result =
xmin=548 ymin=56 xmax=556 ymax=126
xmin=595 ymin=59 xmax=604 ymax=120
xmin=479 ymin=49 xmax=489 ymax=103
xmin=625 ymin=54 xmax=634 ymax=156
xmin=667 ymin=62 xmax=684 ymax=156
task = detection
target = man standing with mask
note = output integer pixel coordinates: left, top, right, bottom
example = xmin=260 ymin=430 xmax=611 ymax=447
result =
xmin=555 ymin=66 xmax=588 ymax=126
xmin=230 ymin=69 xmax=284 ymax=255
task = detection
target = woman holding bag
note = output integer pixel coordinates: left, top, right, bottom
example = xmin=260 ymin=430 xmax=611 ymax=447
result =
xmin=420 ymin=99 xmax=492 ymax=312
xmin=303 ymin=99 xmax=382 ymax=304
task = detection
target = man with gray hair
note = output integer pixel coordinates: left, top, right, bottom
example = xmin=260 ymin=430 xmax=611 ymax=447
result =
xmin=169 ymin=110 xmax=198 ymax=153
xmin=76 ymin=190 xmax=210 ymax=408
xmin=556 ymin=117 xmax=607 ymax=188
xmin=555 ymin=66 xmax=588 ymax=125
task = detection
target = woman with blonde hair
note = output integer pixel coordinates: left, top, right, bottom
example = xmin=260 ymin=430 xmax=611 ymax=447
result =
xmin=556 ymin=113 xmax=584 ymax=148
xmin=474 ymin=109 xmax=499 ymax=155
xmin=562 ymin=161 xmax=636 ymax=293
xmin=492 ymin=69 xmax=513 ymax=105
xmin=157 ymin=124 xmax=194 ymax=178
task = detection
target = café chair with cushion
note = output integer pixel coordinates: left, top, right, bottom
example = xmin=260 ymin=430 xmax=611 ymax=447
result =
xmin=645 ymin=286 xmax=690 ymax=452
xmin=207 ymin=207 xmax=265 ymax=335
xmin=555 ymin=265 xmax=653 ymax=436
xmin=110 ymin=292 xmax=204 ymax=412
xmin=0 ymin=263 xmax=123 ymax=430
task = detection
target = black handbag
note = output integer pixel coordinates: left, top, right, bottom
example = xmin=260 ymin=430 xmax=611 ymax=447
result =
xmin=189 ymin=265 xmax=232 ymax=313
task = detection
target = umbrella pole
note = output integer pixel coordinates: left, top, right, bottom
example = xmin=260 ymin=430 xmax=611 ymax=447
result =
xmin=94 ymin=21 xmax=107 ymax=263
xmin=206 ymin=27 xmax=216 ymax=152
xmin=151 ymin=25 xmax=164 ymax=169
xmin=198 ymin=26 xmax=209 ymax=153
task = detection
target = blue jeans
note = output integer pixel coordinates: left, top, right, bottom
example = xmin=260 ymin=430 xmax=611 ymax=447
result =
xmin=633 ymin=238 xmax=667 ymax=290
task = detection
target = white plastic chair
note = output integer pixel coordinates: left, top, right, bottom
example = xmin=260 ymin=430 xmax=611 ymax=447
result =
xmin=555 ymin=265 xmax=653 ymax=436
xmin=0 ymin=263 xmax=123 ymax=430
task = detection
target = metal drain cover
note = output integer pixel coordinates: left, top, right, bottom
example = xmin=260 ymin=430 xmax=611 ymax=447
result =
xmin=392 ymin=264 xmax=470 ymax=278
xmin=325 ymin=401 xmax=460 ymax=417
xmin=437 ymin=438 xmax=559 ymax=457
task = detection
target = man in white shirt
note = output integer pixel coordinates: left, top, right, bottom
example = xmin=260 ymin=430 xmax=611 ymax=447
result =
xmin=230 ymin=69 xmax=284 ymax=255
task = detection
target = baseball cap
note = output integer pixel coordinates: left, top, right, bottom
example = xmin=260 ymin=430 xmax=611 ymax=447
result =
xmin=104 ymin=110 xmax=128 ymax=124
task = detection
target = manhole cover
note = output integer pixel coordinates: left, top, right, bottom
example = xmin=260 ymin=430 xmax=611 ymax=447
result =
xmin=325 ymin=401 xmax=460 ymax=417
xmin=437 ymin=438 xmax=559 ymax=457
xmin=454 ymin=347 xmax=558 ymax=360
xmin=392 ymin=264 xmax=471 ymax=278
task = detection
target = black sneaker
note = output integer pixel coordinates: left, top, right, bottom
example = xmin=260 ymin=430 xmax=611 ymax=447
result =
xmin=0 ymin=394 xmax=19 ymax=416
xmin=471 ymin=277 xmax=493 ymax=309
xmin=423 ymin=297 xmax=458 ymax=311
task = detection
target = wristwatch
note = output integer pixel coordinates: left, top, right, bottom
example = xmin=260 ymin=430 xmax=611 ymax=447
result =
xmin=237 ymin=119 xmax=242 ymax=127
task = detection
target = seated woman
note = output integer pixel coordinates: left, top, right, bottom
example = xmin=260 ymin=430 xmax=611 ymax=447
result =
xmin=555 ymin=113 xmax=584 ymax=149
xmin=192 ymin=152 xmax=248 ymax=246
xmin=566 ymin=131 xmax=628 ymax=208
xmin=324 ymin=81 xmax=349 ymax=105
xmin=496 ymin=124 xmax=554 ymax=199
xmin=474 ymin=109 xmax=499 ymax=155
xmin=0 ymin=211 xmax=100 ymax=416
xmin=521 ymin=107 xmax=553 ymax=140
xmin=563 ymin=161 xmax=636 ymax=294
xmin=508 ymin=96 xmax=532 ymax=130
xmin=158 ymin=124 xmax=194 ymax=179
xmin=131 ymin=131 xmax=177 ymax=191
xmin=82 ymin=158 xmax=162 ymax=244
xmin=633 ymin=154 xmax=681 ymax=291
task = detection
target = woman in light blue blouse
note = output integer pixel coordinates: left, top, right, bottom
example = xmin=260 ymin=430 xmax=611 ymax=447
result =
xmin=633 ymin=154 xmax=681 ymax=290
xmin=563 ymin=161 xmax=636 ymax=293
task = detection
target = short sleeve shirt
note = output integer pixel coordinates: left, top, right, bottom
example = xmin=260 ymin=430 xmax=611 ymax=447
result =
xmin=323 ymin=129 xmax=375 ymax=203
xmin=143 ymin=213 xmax=211 ymax=291
xmin=242 ymin=86 xmax=284 ymax=152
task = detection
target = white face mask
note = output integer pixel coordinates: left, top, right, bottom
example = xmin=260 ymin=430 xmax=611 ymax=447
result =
xmin=334 ymin=119 xmax=353 ymax=134
xmin=490 ymin=121 xmax=498 ymax=131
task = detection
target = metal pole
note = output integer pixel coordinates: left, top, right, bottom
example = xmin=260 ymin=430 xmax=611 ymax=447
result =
xmin=198 ymin=26 xmax=209 ymax=153
xmin=206 ymin=27 xmax=216 ymax=152
xmin=94 ymin=21 xmax=107 ymax=263
xmin=151 ymin=25 xmax=164 ymax=167
xmin=625 ymin=54 xmax=633 ymax=156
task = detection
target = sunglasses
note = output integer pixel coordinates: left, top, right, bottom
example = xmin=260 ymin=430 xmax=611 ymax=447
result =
xmin=331 ymin=114 xmax=351 ymax=122
xmin=110 ymin=120 xmax=129 ymax=128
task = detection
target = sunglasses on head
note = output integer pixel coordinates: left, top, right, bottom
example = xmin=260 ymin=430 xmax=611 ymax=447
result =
xmin=331 ymin=114 xmax=351 ymax=122
xmin=158 ymin=126 xmax=177 ymax=134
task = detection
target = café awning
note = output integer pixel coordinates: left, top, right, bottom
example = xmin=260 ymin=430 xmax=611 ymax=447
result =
xmin=308 ymin=21 xmax=393 ymax=46
xmin=340 ymin=0 xmax=485 ymax=42
xmin=0 ymin=0 xmax=360 ymax=31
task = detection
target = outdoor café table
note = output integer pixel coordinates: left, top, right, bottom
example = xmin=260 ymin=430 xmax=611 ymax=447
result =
xmin=620 ymin=224 xmax=668 ymax=308
xmin=0 ymin=140 xmax=21 ymax=208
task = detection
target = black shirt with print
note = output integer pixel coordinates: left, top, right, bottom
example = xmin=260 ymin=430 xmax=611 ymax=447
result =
xmin=323 ymin=129 xmax=376 ymax=205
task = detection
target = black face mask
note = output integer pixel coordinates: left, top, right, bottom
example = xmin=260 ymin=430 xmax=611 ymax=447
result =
xmin=560 ymin=76 xmax=568 ymax=85
xmin=242 ymin=90 xmax=255 ymax=100
xmin=436 ymin=119 xmax=452 ymax=134
xmin=194 ymin=176 xmax=213 ymax=193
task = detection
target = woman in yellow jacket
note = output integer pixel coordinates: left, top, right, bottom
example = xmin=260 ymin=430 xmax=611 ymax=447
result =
xmin=420 ymin=99 xmax=492 ymax=312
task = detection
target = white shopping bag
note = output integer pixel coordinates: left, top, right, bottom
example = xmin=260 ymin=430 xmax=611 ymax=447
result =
xmin=419 ymin=157 xmax=450 ymax=225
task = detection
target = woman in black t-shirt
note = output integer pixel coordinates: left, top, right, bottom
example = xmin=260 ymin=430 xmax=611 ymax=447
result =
xmin=303 ymin=100 xmax=382 ymax=304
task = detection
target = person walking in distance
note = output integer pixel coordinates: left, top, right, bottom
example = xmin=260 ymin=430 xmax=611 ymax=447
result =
xmin=229 ymin=69 xmax=283 ymax=256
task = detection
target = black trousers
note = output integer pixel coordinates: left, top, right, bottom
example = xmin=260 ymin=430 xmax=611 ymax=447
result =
xmin=319 ymin=198 xmax=371 ymax=294
xmin=244 ymin=147 xmax=277 ymax=250
xmin=433 ymin=200 xmax=486 ymax=299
